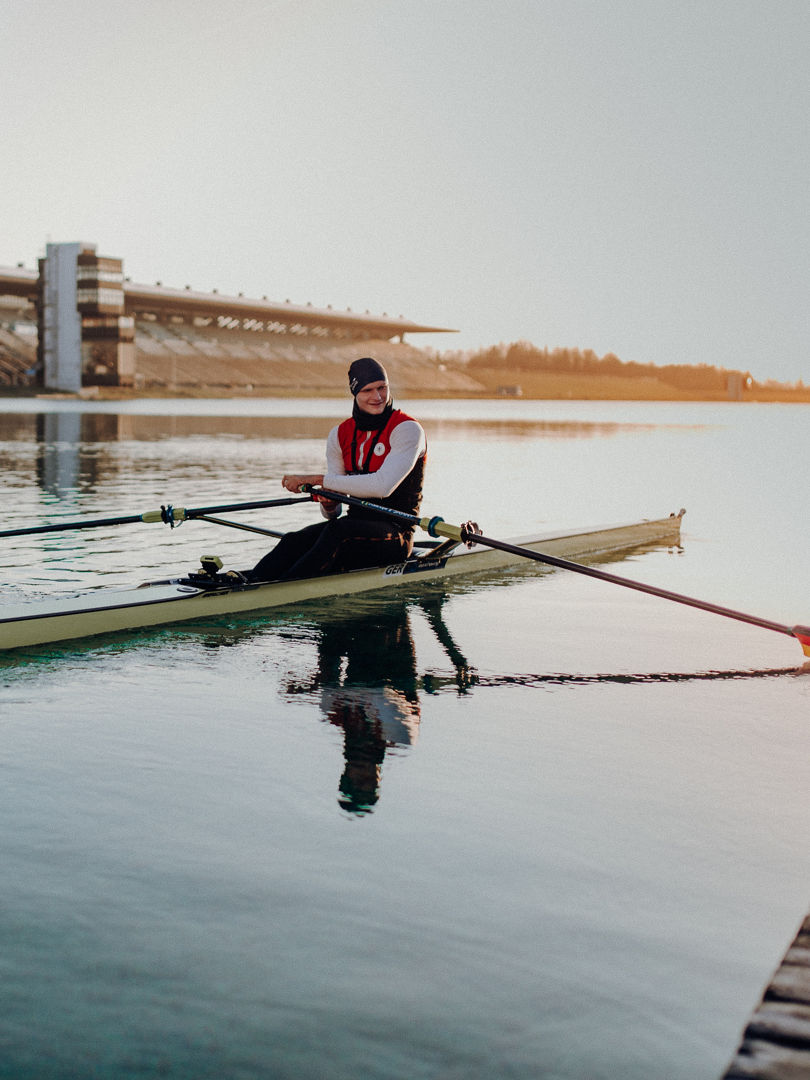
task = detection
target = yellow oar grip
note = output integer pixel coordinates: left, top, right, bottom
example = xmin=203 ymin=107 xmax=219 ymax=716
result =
xmin=418 ymin=517 xmax=464 ymax=542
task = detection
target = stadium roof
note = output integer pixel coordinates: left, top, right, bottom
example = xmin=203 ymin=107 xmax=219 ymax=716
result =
xmin=0 ymin=265 xmax=456 ymax=339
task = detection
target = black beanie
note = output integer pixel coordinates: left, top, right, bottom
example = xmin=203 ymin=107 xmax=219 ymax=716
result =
xmin=348 ymin=357 xmax=388 ymax=395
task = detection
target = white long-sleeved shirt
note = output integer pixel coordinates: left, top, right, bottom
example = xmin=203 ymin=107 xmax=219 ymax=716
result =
xmin=323 ymin=418 xmax=426 ymax=500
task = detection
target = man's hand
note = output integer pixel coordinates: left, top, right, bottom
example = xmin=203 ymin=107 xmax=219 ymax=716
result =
xmin=281 ymin=473 xmax=324 ymax=494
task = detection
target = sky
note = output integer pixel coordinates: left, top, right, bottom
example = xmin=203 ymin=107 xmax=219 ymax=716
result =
xmin=1 ymin=0 xmax=808 ymax=383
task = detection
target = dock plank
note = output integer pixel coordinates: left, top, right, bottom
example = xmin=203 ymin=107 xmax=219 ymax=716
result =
xmin=724 ymin=1038 xmax=810 ymax=1079
xmin=722 ymin=916 xmax=810 ymax=1079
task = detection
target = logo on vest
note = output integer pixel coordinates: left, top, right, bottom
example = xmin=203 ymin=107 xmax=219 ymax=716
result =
xmin=373 ymin=443 xmax=386 ymax=456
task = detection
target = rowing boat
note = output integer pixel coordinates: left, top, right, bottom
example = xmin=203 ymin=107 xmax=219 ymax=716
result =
xmin=0 ymin=512 xmax=683 ymax=651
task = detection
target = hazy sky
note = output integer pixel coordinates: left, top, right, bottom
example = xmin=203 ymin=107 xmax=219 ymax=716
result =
xmin=1 ymin=0 xmax=807 ymax=382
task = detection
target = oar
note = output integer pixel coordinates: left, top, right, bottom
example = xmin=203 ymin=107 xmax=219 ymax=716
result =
xmin=307 ymin=485 xmax=810 ymax=658
xmin=0 ymin=496 xmax=313 ymax=538
xmin=194 ymin=515 xmax=285 ymax=539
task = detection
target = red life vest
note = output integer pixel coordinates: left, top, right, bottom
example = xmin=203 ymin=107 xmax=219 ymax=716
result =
xmin=336 ymin=409 xmax=425 ymax=520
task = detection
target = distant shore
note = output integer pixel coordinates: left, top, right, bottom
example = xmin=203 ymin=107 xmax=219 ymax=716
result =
xmin=2 ymin=349 xmax=809 ymax=406
xmin=2 ymin=333 xmax=807 ymax=402
xmin=1 ymin=381 xmax=808 ymax=404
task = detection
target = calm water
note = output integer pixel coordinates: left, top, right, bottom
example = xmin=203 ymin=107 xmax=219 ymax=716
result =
xmin=1 ymin=398 xmax=808 ymax=1080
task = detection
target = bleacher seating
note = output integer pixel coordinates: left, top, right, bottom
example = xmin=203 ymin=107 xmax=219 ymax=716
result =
xmin=132 ymin=316 xmax=467 ymax=392
xmin=0 ymin=325 xmax=37 ymax=385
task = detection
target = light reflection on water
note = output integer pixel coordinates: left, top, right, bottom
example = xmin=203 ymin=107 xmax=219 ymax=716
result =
xmin=1 ymin=398 xmax=809 ymax=1080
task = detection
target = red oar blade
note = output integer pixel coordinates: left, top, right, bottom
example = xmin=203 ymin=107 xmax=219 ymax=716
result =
xmin=793 ymin=626 xmax=810 ymax=657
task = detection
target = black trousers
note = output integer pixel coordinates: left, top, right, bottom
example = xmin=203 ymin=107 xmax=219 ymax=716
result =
xmin=248 ymin=516 xmax=413 ymax=582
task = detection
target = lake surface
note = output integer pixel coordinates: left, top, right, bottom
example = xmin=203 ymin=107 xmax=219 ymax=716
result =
xmin=1 ymin=398 xmax=808 ymax=1079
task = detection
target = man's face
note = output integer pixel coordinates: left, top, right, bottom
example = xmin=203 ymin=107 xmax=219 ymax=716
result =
xmin=356 ymin=380 xmax=389 ymax=414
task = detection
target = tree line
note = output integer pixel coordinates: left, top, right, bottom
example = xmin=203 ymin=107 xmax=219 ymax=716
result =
xmin=462 ymin=342 xmax=750 ymax=391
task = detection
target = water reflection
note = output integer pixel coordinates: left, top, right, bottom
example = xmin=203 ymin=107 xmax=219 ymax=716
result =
xmin=435 ymin=665 xmax=808 ymax=687
xmin=0 ymin=407 xmax=671 ymax=505
xmin=34 ymin=413 xmax=82 ymax=495
xmin=2 ymin=412 xmax=338 ymax=501
xmin=423 ymin=418 xmax=660 ymax=440
xmin=0 ymin=407 xmax=667 ymax=444
xmin=284 ymin=597 xmax=473 ymax=815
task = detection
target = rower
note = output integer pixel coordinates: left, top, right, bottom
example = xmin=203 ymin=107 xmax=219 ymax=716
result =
xmin=246 ymin=358 xmax=428 ymax=583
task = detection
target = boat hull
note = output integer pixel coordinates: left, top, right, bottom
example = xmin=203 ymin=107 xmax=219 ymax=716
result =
xmin=0 ymin=513 xmax=683 ymax=651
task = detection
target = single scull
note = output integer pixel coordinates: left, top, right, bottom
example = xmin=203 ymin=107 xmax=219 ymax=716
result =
xmin=0 ymin=512 xmax=684 ymax=651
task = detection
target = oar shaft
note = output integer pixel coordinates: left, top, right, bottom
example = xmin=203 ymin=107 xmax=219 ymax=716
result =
xmin=467 ymin=530 xmax=795 ymax=638
xmin=310 ymin=486 xmax=810 ymax=655
xmin=306 ymin=485 xmax=425 ymax=529
xmin=181 ymin=496 xmax=312 ymax=518
xmin=463 ymin=531 xmax=810 ymax=653
xmin=0 ymin=496 xmax=312 ymax=538
xmin=195 ymin=515 xmax=285 ymax=538
xmin=0 ymin=513 xmax=148 ymax=538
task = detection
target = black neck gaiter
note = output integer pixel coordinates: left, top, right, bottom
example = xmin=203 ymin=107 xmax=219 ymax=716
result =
xmin=352 ymin=399 xmax=394 ymax=431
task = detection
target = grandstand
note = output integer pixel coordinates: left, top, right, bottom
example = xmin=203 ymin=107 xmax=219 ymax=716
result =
xmin=0 ymin=255 xmax=480 ymax=393
xmin=0 ymin=295 xmax=37 ymax=385
xmin=132 ymin=315 xmax=479 ymax=394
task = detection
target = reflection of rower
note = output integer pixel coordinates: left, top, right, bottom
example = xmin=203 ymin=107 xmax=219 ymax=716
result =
xmin=417 ymin=593 xmax=478 ymax=693
xmin=304 ymin=600 xmax=420 ymax=814
xmin=287 ymin=596 xmax=473 ymax=815
xmin=326 ymin=687 xmax=417 ymax=815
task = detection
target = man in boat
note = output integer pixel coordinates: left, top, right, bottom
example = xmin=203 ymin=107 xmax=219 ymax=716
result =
xmin=246 ymin=357 xmax=427 ymax=582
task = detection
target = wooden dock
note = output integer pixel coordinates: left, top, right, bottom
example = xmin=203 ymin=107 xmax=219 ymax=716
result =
xmin=722 ymin=913 xmax=810 ymax=1078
